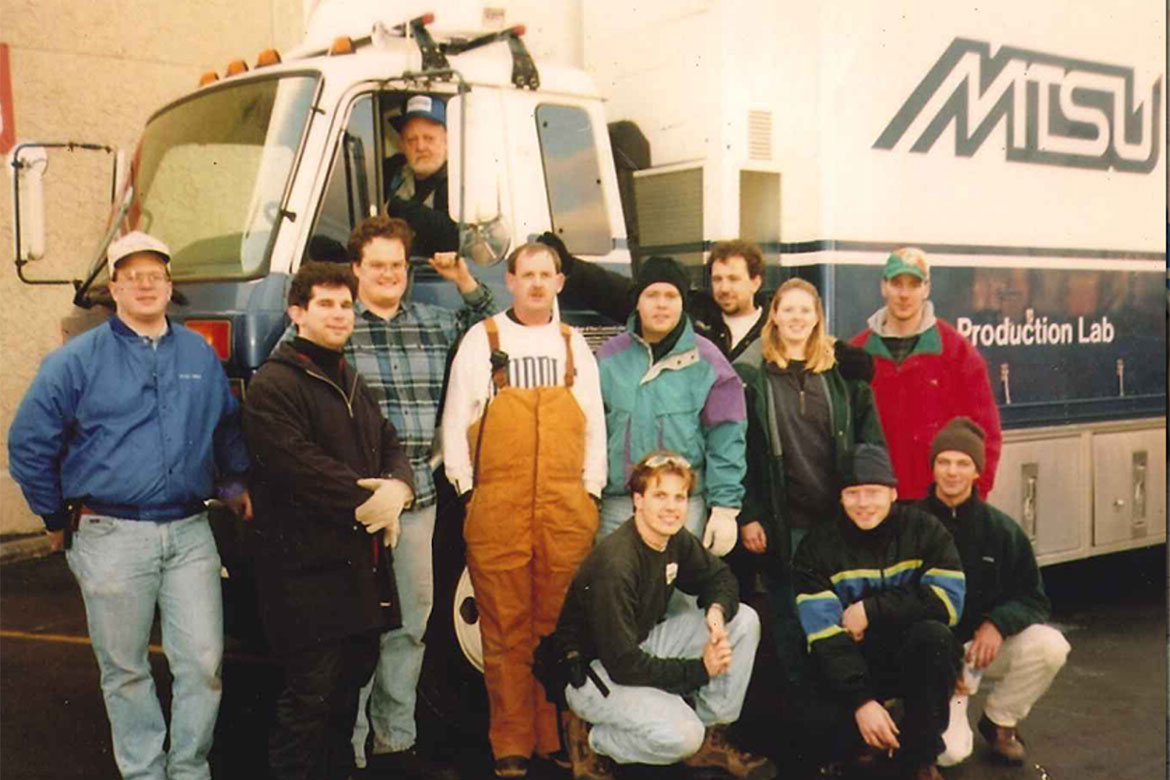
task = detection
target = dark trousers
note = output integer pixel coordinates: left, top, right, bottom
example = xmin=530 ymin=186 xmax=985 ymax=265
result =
xmin=269 ymin=632 xmax=380 ymax=780
xmin=791 ymin=619 xmax=959 ymax=769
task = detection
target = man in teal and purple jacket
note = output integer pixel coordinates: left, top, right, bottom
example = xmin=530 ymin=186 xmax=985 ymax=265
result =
xmin=595 ymin=256 xmax=747 ymax=559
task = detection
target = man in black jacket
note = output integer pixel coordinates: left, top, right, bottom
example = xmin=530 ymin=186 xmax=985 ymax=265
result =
xmin=793 ymin=444 xmax=964 ymax=780
xmin=244 ymin=262 xmax=415 ymax=780
xmin=553 ymin=451 xmax=775 ymax=780
xmin=919 ymin=417 xmax=1069 ymax=766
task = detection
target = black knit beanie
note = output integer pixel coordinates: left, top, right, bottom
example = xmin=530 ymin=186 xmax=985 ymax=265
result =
xmin=838 ymin=444 xmax=898 ymax=489
xmin=632 ymin=256 xmax=690 ymax=301
xmin=929 ymin=416 xmax=986 ymax=473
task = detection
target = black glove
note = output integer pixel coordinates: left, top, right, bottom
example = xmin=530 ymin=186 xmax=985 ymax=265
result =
xmin=834 ymin=340 xmax=875 ymax=383
xmin=536 ymin=231 xmax=576 ymax=275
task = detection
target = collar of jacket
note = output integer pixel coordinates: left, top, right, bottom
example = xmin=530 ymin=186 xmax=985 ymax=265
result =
xmin=109 ymin=314 xmax=173 ymax=342
xmin=860 ymin=310 xmax=943 ymax=361
xmin=270 ymin=341 xmax=358 ymax=398
xmin=625 ymin=313 xmax=701 ymax=385
xmin=836 ymin=501 xmax=902 ymax=548
xmin=923 ymin=484 xmax=983 ymax=526
xmin=866 ymin=299 xmax=938 ymax=338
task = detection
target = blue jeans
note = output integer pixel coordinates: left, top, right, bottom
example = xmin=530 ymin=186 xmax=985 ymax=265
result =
xmin=598 ymin=495 xmax=707 ymax=542
xmin=66 ymin=512 xmax=223 ymax=780
xmin=565 ymin=604 xmax=760 ymax=765
xmin=352 ymin=504 xmax=436 ymax=762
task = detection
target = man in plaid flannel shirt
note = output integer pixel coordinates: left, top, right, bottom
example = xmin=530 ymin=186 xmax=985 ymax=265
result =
xmin=281 ymin=216 xmax=495 ymax=777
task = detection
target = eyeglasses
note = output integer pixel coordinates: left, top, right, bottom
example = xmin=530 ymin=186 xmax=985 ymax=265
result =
xmin=642 ymin=453 xmax=692 ymax=470
xmin=118 ymin=271 xmax=170 ymax=285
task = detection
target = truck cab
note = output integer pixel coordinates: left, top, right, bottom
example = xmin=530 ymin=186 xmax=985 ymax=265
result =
xmin=51 ymin=11 xmax=629 ymax=379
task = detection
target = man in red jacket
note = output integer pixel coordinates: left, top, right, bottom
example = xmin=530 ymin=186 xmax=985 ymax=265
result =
xmin=850 ymin=248 xmax=1002 ymax=499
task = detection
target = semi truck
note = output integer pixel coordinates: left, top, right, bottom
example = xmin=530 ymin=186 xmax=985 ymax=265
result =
xmin=10 ymin=0 xmax=1166 ymax=736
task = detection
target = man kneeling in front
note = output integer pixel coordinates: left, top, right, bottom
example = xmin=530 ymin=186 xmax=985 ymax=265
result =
xmin=920 ymin=417 xmax=1069 ymax=766
xmin=550 ymin=451 xmax=776 ymax=779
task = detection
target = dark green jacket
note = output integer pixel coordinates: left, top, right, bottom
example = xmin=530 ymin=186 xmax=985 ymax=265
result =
xmin=736 ymin=353 xmax=886 ymax=562
xmin=918 ymin=490 xmax=1051 ymax=643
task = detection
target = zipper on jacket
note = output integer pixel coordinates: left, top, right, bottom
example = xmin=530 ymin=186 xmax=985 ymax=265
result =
xmin=817 ymin=373 xmax=837 ymax=436
xmin=303 ymin=366 xmax=357 ymax=418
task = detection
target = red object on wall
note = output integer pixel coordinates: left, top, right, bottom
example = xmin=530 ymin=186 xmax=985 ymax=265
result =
xmin=0 ymin=44 xmax=14 ymax=156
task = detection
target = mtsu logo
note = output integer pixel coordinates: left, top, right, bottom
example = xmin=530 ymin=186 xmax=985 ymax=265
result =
xmin=874 ymin=38 xmax=1162 ymax=173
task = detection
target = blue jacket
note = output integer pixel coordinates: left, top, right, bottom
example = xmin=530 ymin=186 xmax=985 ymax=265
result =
xmin=9 ymin=317 xmax=250 ymax=529
xmin=596 ymin=315 xmax=747 ymax=508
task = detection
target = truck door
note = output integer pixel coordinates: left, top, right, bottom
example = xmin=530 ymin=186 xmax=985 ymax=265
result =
xmin=306 ymin=93 xmax=379 ymax=262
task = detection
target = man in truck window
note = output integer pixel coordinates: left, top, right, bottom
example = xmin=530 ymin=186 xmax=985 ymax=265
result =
xmin=245 ymin=261 xmax=415 ymax=780
xmin=278 ymin=215 xmax=493 ymax=777
xmin=850 ymin=247 xmax=1003 ymax=500
xmin=442 ymin=242 xmax=606 ymax=778
xmin=917 ymin=417 xmax=1069 ymax=768
xmin=8 ymin=230 xmax=252 ymax=780
xmin=384 ymin=94 xmax=459 ymax=259
xmin=552 ymin=451 xmax=776 ymax=780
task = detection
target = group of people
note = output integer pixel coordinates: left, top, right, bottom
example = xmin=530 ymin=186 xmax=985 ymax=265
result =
xmin=9 ymin=125 xmax=1067 ymax=780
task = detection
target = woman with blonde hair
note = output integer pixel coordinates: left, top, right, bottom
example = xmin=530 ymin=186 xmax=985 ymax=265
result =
xmin=735 ymin=277 xmax=886 ymax=683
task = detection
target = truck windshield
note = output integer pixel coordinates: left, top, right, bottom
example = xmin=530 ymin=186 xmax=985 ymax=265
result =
xmin=112 ymin=75 xmax=318 ymax=283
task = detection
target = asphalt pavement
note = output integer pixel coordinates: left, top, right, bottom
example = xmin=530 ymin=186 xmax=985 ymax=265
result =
xmin=1 ymin=546 xmax=1165 ymax=779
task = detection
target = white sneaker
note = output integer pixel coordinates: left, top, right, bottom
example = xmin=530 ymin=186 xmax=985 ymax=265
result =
xmin=938 ymin=692 xmax=974 ymax=767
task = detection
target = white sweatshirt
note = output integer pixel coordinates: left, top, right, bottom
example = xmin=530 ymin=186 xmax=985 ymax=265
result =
xmin=441 ymin=311 xmax=607 ymax=497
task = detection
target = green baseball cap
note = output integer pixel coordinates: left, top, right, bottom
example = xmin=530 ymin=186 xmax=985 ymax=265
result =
xmin=882 ymin=250 xmax=929 ymax=281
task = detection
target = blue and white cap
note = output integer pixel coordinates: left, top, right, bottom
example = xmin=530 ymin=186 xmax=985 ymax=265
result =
xmin=393 ymin=94 xmax=446 ymax=131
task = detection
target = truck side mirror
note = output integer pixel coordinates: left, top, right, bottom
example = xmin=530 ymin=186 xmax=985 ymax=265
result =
xmin=446 ymin=90 xmax=511 ymax=266
xmin=9 ymin=144 xmax=48 ymax=262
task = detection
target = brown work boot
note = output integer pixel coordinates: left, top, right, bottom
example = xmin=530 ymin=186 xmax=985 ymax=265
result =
xmin=561 ymin=710 xmax=616 ymax=779
xmin=909 ymin=762 xmax=944 ymax=780
xmin=493 ymin=755 xmax=529 ymax=777
xmin=978 ymin=714 xmax=1027 ymax=764
xmin=681 ymin=725 xmax=778 ymax=779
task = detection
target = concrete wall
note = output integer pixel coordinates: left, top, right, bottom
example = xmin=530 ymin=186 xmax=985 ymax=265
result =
xmin=1 ymin=0 xmax=302 ymax=535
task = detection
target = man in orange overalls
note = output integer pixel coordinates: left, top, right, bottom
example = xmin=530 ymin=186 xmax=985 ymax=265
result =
xmin=442 ymin=242 xmax=606 ymax=777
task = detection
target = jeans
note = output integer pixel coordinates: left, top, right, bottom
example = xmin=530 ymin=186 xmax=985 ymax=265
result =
xmin=66 ymin=512 xmax=223 ymax=780
xmin=565 ymin=604 xmax=760 ymax=765
xmin=598 ymin=495 xmax=707 ymax=541
xmin=352 ymin=504 xmax=436 ymax=762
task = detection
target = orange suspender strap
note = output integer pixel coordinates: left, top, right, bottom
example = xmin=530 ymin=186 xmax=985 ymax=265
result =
xmin=560 ymin=323 xmax=575 ymax=388
xmin=483 ymin=317 xmax=509 ymax=391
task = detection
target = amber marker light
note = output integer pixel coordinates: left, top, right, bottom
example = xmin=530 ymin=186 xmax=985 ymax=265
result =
xmin=198 ymin=71 xmax=219 ymax=87
xmin=329 ymin=36 xmax=354 ymax=55
xmin=186 ymin=319 xmax=233 ymax=361
xmin=225 ymin=59 xmax=249 ymax=76
xmin=255 ymin=49 xmax=282 ymax=67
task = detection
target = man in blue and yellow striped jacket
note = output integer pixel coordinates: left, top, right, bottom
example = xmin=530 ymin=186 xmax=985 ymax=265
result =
xmin=792 ymin=444 xmax=965 ymax=780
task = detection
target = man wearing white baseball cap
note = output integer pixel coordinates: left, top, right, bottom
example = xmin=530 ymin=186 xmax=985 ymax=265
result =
xmin=9 ymin=229 xmax=251 ymax=780
xmin=384 ymin=94 xmax=459 ymax=259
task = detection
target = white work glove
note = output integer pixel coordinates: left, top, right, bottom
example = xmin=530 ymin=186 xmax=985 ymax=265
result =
xmin=355 ymin=478 xmax=413 ymax=548
xmin=702 ymin=506 xmax=739 ymax=557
